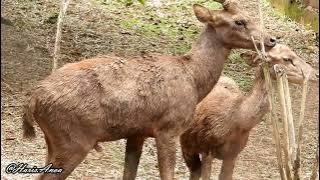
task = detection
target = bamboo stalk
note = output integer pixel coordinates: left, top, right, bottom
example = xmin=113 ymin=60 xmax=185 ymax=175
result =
xmin=256 ymin=2 xmax=313 ymax=179
xmin=276 ymin=69 xmax=293 ymax=180
xmin=52 ymin=0 xmax=71 ymax=71
xmin=257 ymin=0 xmax=266 ymax=57
xmin=293 ymin=81 xmax=308 ymax=179
xmin=265 ymin=65 xmax=286 ymax=180
xmin=282 ymin=76 xmax=296 ymax=166
xmin=255 ymin=0 xmax=301 ymax=179
xmin=252 ymin=0 xmax=287 ymax=176
xmin=251 ymin=35 xmax=286 ymax=180
xmin=251 ymin=36 xmax=262 ymax=58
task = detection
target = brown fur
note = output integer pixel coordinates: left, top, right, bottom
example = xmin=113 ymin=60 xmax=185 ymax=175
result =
xmin=22 ymin=2 xmax=276 ymax=180
xmin=180 ymin=44 xmax=316 ymax=180
xmin=241 ymin=44 xmax=318 ymax=84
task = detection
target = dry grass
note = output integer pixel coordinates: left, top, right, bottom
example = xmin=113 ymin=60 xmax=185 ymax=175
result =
xmin=1 ymin=0 xmax=318 ymax=179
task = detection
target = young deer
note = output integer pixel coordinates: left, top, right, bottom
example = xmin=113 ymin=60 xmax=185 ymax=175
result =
xmin=22 ymin=1 xmax=276 ymax=180
xmin=180 ymin=44 xmax=317 ymax=180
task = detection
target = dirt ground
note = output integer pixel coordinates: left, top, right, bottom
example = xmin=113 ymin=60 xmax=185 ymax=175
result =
xmin=1 ymin=0 xmax=319 ymax=179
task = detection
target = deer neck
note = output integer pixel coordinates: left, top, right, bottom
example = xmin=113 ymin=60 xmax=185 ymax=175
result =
xmin=186 ymin=25 xmax=230 ymax=102
xmin=238 ymin=67 xmax=269 ymax=130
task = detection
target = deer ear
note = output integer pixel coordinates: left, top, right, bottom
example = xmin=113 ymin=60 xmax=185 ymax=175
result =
xmin=240 ymin=51 xmax=260 ymax=67
xmin=193 ymin=4 xmax=212 ymax=23
xmin=222 ymin=0 xmax=240 ymax=14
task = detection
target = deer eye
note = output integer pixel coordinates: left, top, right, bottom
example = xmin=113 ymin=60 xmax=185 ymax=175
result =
xmin=235 ymin=20 xmax=245 ymax=26
xmin=283 ymin=58 xmax=295 ymax=66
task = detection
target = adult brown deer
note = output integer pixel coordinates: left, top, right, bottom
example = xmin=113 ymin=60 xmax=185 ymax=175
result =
xmin=180 ymin=44 xmax=317 ymax=180
xmin=22 ymin=1 xmax=276 ymax=179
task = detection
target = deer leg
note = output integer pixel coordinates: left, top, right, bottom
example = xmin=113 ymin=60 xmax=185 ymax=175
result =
xmin=182 ymin=151 xmax=201 ymax=180
xmin=155 ymin=133 xmax=178 ymax=180
xmin=219 ymin=158 xmax=236 ymax=180
xmin=44 ymin=135 xmax=53 ymax=164
xmin=38 ymin=142 xmax=91 ymax=180
xmin=123 ymin=136 xmax=145 ymax=180
xmin=201 ymin=152 xmax=213 ymax=180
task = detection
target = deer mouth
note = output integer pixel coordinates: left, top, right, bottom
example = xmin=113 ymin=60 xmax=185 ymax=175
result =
xmin=269 ymin=65 xmax=318 ymax=85
xmin=251 ymin=40 xmax=276 ymax=51
xmin=264 ymin=44 xmax=276 ymax=50
xmin=250 ymin=36 xmax=276 ymax=51
xmin=263 ymin=41 xmax=277 ymax=51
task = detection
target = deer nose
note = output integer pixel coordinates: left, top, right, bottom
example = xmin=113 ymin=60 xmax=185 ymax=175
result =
xmin=269 ymin=37 xmax=277 ymax=45
xmin=308 ymin=71 xmax=318 ymax=83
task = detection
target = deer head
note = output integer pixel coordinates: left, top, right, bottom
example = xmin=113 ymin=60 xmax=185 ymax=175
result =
xmin=193 ymin=0 xmax=276 ymax=50
xmin=241 ymin=44 xmax=318 ymax=85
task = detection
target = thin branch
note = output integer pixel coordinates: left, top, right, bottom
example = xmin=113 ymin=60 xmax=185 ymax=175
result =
xmin=52 ymin=0 xmax=71 ymax=71
xmin=251 ymin=35 xmax=286 ymax=180
xmin=1 ymin=104 xmax=23 ymax=108
xmin=293 ymin=81 xmax=308 ymax=179
xmin=276 ymin=68 xmax=293 ymax=180
xmin=258 ymin=0 xmax=266 ymax=57
xmin=255 ymin=1 xmax=288 ymax=178
xmin=283 ymin=75 xmax=296 ymax=165
xmin=263 ymin=61 xmax=286 ymax=180
xmin=251 ymin=36 xmax=262 ymax=58
xmin=270 ymin=83 xmax=287 ymax=180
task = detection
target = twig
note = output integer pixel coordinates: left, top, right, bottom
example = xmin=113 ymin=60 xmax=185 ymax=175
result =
xmin=242 ymin=157 xmax=277 ymax=161
xmin=52 ymin=0 xmax=71 ymax=71
xmin=258 ymin=0 xmax=266 ymax=57
xmin=264 ymin=62 xmax=286 ymax=180
xmin=283 ymin=75 xmax=296 ymax=166
xmin=255 ymin=0 xmax=287 ymax=178
xmin=1 ymin=104 xmax=23 ymax=108
xmin=276 ymin=68 xmax=293 ymax=180
xmin=251 ymin=35 xmax=286 ymax=180
xmin=267 ymin=71 xmax=286 ymax=180
xmin=293 ymin=81 xmax=308 ymax=179
xmin=251 ymin=36 xmax=262 ymax=58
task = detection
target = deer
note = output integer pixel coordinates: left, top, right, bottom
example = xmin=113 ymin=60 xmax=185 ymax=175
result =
xmin=22 ymin=1 xmax=276 ymax=179
xmin=180 ymin=44 xmax=317 ymax=180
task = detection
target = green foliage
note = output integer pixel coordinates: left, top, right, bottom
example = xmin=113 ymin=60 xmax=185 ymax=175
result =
xmin=110 ymin=0 xmax=145 ymax=6
xmin=137 ymin=0 xmax=145 ymax=5
xmin=202 ymin=1 xmax=222 ymax=9
xmin=96 ymin=0 xmax=255 ymax=90
xmin=267 ymin=0 xmax=319 ymax=32
xmin=228 ymin=52 xmax=242 ymax=63
xmin=223 ymin=51 xmax=254 ymax=92
xmin=112 ymin=0 xmax=223 ymax=55
xmin=45 ymin=11 xmax=59 ymax=24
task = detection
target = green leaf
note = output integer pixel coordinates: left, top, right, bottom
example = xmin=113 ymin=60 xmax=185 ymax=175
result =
xmin=137 ymin=0 xmax=145 ymax=5
xmin=125 ymin=0 xmax=133 ymax=6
